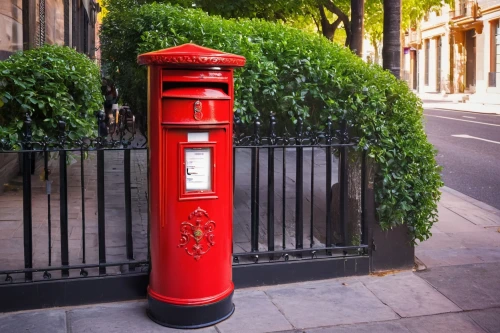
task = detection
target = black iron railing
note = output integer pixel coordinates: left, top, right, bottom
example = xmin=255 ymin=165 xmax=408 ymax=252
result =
xmin=232 ymin=113 xmax=369 ymax=265
xmin=0 ymin=111 xmax=148 ymax=285
xmin=0 ymin=110 xmax=370 ymax=290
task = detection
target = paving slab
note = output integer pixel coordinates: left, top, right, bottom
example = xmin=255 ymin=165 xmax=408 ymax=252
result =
xmin=265 ymin=278 xmax=399 ymax=329
xmin=433 ymin=205 xmax=487 ymax=233
xmin=401 ymin=312 xmax=486 ymax=333
xmin=416 ymin=232 xmax=464 ymax=251
xmin=360 ymin=271 xmax=461 ymax=317
xmin=68 ymin=301 xmax=217 ymax=333
xmin=448 ymin=230 xmax=500 ymax=249
xmin=415 ymin=248 xmax=485 ymax=268
xmin=470 ymin=247 xmax=500 ymax=263
xmin=305 ymin=321 xmax=410 ymax=333
xmin=216 ymin=290 xmax=294 ymax=333
xmin=0 ymin=309 xmax=66 ymax=333
xmin=467 ymin=308 xmax=500 ymax=333
xmin=441 ymin=187 xmax=500 ymax=215
xmin=417 ymin=263 xmax=500 ymax=310
xmin=443 ymin=204 xmax=500 ymax=227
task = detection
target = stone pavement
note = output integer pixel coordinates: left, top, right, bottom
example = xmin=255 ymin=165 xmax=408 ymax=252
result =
xmin=1 ymin=186 xmax=500 ymax=332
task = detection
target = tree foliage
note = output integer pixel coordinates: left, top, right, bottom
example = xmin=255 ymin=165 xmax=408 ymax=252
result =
xmin=139 ymin=0 xmax=453 ymax=50
xmin=0 ymin=45 xmax=103 ymax=146
xmin=101 ymin=2 xmax=443 ymax=242
xmin=364 ymin=0 xmax=453 ymax=64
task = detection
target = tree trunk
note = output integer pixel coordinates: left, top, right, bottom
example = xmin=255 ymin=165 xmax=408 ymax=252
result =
xmin=323 ymin=0 xmax=351 ymax=46
xmin=373 ymin=41 xmax=380 ymax=65
xmin=319 ymin=5 xmax=342 ymax=41
xmin=350 ymin=0 xmax=364 ymax=57
xmin=382 ymin=0 xmax=401 ymax=77
xmin=331 ymin=151 xmax=363 ymax=246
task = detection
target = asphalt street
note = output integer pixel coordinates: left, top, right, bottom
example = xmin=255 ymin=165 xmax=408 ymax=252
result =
xmin=423 ymin=108 xmax=500 ymax=209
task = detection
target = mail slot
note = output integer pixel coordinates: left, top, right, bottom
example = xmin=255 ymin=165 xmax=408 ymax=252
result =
xmin=138 ymin=44 xmax=245 ymax=328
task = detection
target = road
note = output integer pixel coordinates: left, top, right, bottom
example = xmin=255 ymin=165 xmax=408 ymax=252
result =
xmin=423 ymin=108 xmax=500 ymax=209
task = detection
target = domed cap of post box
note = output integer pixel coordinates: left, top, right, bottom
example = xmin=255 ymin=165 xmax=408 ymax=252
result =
xmin=137 ymin=43 xmax=246 ymax=67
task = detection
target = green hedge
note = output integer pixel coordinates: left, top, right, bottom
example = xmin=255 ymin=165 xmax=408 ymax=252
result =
xmin=0 ymin=45 xmax=103 ymax=146
xmin=100 ymin=2 xmax=443 ymax=241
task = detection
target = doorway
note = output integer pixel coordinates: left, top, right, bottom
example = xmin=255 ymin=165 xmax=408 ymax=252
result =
xmin=436 ymin=36 xmax=442 ymax=92
xmin=411 ymin=50 xmax=418 ymax=90
xmin=465 ymin=29 xmax=476 ymax=90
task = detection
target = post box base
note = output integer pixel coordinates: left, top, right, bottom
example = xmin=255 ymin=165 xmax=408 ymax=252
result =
xmin=147 ymin=292 xmax=234 ymax=329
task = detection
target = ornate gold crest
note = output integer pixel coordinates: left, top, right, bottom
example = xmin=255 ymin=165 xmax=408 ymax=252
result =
xmin=178 ymin=207 xmax=215 ymax=260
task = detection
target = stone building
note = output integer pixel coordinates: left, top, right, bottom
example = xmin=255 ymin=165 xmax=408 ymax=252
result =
xmin=403 ymin=0 xmax=500 ymax=102
xmin=0 ymin=0 xmax=100 ymax=60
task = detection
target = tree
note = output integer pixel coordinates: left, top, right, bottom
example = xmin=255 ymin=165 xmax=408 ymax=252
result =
xmin=382 ymin=0 xmax=401 ymax=77
xmin=350 ymin=0 xmax=364 ymax=56
xmin=318 ymin=0 xmax=351 ymax=46
xmin=156 ymin=0 xmax=355 ymax=46
xmin=104 ymin=0 xmax=451 ymax=68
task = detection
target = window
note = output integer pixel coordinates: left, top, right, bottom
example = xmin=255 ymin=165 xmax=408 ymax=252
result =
xmin=425 ymin=39 xmax=430 ymax=86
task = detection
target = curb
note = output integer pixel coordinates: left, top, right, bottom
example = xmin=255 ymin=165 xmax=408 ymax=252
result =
xmin=422 ymin=103 xmax=500 ymax=115
xmin=441 ymin=186 xmax=500 ymax=215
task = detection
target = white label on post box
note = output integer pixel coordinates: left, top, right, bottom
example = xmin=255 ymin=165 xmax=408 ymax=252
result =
xmin=185 ymin=148 xmax=212 ymax=191
xmin=188 ymin=132 xmax=209 ymax=142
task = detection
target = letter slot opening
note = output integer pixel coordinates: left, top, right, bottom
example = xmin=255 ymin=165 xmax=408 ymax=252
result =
xmin=163 ymin=82 xmax=229 ymax=97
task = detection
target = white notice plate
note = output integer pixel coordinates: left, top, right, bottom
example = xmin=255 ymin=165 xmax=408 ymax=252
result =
xmin=185 ymin=148 xmax=212 ymax=191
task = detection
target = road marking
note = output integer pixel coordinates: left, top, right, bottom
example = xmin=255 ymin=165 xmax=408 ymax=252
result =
xmin=426 ymin=114 xmax=500 ymax=127
xmin=452 ymin=134 xmax=500 ymax=145
xmin=463 ymin=116 xmax=476 ymax=119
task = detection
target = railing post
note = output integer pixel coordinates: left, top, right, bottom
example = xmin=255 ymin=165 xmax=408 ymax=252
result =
xmin=282 ymin=133 xmax=289 ymax=250
xmin=43 ymin=138 xmax=52 ymax=267
xmin=97 ymin=111 xmax=107 ymax=275
xmin=295 ymin=117 xmax=304 ymax=250
xmin=250 ymin=113 xmax=261 ymax=252
xmin=124 ymin=148 xmax=133 ymax=261
xmin=338 ymin=119 xmax=349 ymax=246
xmin=58 ymin=119 xmax=69 ymax=277
xmin=232 ymin=113 xmax=241 ymax=195
xmin=325 ymin=117 xmax=333 ymax=249
xmin=309 ymin=127 xmax=316 ymax=248
xmin=22 ymin=114 xmax=33 ymax=281
xmin=267 ymin=113 xmax=276 ymax=254
xmin=361 ymin=149 xmax=368 ymax=247
xmin=80 ymin=142 xmax=87 ymax=264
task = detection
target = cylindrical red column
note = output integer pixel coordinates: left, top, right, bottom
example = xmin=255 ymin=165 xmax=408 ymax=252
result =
xmin=138 ymin=44 xmax=245 ymax=329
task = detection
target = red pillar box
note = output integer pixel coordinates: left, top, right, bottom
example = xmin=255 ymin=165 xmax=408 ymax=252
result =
xmin=137 ymin=44 xmax=245 ymax=328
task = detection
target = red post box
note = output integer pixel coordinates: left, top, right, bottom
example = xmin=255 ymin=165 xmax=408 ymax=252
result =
xmin=137 ymin=44 xmax=245 ymax=328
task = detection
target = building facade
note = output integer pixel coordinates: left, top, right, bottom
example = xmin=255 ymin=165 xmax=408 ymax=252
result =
xmin=403 ymin=0 xmax=500 ymax=101
xmin=0 ymin=0 xmax=100 ymax=61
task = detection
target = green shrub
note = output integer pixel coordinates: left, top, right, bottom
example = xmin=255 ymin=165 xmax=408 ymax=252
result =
xmin=100 ymin=1 xmax=443 ymax=242
xmin=0 ymin=45 xmax=103 ymax=146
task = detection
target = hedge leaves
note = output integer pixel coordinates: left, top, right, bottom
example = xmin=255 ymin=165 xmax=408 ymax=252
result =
xmin=101 ymin=1 xmax=443 ymax=242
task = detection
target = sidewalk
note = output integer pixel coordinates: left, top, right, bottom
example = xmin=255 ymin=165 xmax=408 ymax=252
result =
xmin=419 ymin=92 xmax=500 ymax=115
xmin=1 ymin=187 xmax=500 ymax=332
